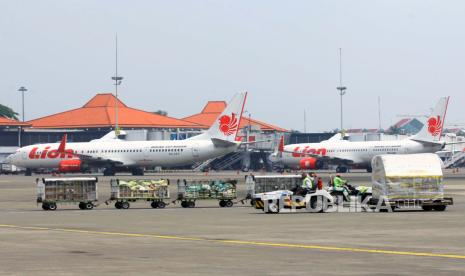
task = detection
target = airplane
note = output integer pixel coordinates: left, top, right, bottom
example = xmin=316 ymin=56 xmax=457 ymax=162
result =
xmin=7 ymin=92 xmax=247 ymax=176
xmin=270 ymin=96 xmax=452 ymax=173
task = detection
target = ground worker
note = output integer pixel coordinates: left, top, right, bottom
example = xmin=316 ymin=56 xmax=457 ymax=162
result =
xmin=309 ymin=172 xmax=315 ymax=186
xmin=333 ymin=174 xmax=347 ymax=188
xmin=317 ymin=177 xmax=324 ymax=190
xmin=332 ymin=174 xmax=349 ymax=202
xmin=300 ymin=173 xmax=313 ymax=195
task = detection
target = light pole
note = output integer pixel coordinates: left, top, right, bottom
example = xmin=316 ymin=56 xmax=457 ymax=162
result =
xmin=112 ymin=75 xmax=123 ymax=135
xmin=17 ymin=86 xmax=28 ymax=147
xmin=336 ymin=48 xmax=347 ymax=131
xmin=112 ymin=35 xmax=123 ymax=136
xmin=18 ymin=86 xmax=28 ymax=122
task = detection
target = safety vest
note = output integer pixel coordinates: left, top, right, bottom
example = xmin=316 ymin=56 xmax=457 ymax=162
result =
xmin=333 ymin=177 xmax=346 ymax=188
xmin=357 ymin=186 xmax=369 ymax=194
xmin=302 ymin=177 xmax=312 ymax=189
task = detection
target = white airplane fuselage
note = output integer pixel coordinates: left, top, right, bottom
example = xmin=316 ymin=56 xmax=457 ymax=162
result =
xmin=7 ymin=91 xmax=248 ymax=172
xmin=277 ymin=139 xmax=443 ymax=168
xmin=9 ymin=139 xmax=237 ymax=169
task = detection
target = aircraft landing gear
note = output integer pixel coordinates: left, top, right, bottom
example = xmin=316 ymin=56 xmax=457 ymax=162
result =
xmin=103 ymin=167 xmax=116 ymax=176
xmin=131 ymin=167 xmax=144 ymax=176
xmin=25 ymin=168 xmax=32 ymax=176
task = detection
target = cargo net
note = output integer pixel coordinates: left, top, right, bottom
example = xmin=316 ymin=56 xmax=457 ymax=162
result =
xmin=252 ymin=177 xmax=301 ymax=194
xmin=178 ymin=180 xmax=237 ymax=200
xmin=113 ymin=179 xmax=169 ymax=199
xmin=372 ymin=176 xmax=444 ymax=200
xmin=43 ymin=181 xmax=97 ymax=201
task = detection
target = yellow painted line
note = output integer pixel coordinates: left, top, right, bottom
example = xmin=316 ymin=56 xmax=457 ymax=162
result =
xmin=1 ymin=224 xmax=465 ymax=260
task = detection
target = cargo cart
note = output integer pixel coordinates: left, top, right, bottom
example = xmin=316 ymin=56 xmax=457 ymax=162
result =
xmin=36 ymin=177 xmax=98 ymax=210
xmin=368 ymin=153 xmax=453 ymax=212
xmin=175 ymin=179 xmax=237 ymax=208
xmin=245 ymin=174 xmax=302 ymax=206
xmin=108 ymin=179 xmax=170 ymax=209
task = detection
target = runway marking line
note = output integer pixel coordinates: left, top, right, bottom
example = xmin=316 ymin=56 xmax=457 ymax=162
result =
xmin=1 ymin=223 xmax=465 ymax=260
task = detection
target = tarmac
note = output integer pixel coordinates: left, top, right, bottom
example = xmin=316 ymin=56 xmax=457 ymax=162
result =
xmin=1 ymin=170 xmax=465 ymax=275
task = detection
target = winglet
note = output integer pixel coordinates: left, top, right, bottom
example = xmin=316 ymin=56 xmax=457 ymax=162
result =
xmin=278 ymin=136 xmax=284 ymax=153
xmin=58 ymin=134 xmax=67 ymax=152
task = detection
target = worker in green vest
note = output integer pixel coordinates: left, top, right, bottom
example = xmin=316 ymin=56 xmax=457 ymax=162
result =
xmin=298 ymin=173 xmax=313 ymax=195
xmin=301 ymin=173 xmax=312 ymax=189
xmin=333 ymin=174 xmax=347 ymax=188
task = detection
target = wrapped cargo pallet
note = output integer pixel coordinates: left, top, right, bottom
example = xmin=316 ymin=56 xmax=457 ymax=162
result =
xmin=176 ymin=179 xmax=237 ymax=208
xmin=108 ymin=179 xmax=170 ymax=209
xmin=371 ymin=153 xmax=444 ymax=200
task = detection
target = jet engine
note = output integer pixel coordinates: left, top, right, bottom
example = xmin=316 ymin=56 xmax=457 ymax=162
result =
xmin=299 ymin=158 xmax=323 ymax=170
xmin=58 ymin=159 xmax=82 ymax=172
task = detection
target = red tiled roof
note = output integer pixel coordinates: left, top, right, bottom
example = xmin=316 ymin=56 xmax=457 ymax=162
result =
xmin=27 ymin=93 xmax=203 ymax=129
xmin=0 ymin=117 xmax=30 ymax=126
xmin=183 ymin=101 xmax=288 ymax=132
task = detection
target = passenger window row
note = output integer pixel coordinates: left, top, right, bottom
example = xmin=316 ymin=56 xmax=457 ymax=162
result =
xmin=81 ymin=148 xmax=184 ymax=154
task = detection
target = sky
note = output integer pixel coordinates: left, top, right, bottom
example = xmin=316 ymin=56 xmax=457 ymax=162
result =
xmin=1 ymin=0 xmax=464 ymax=132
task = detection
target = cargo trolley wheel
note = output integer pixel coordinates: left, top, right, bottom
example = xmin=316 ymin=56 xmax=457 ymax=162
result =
xmin=225 ymin=200 xmax=233 ymax=208
xmin=48 ymin=203 xmax=57 ymax=211
xmin=181 ymin=201 xmax=188 ymax=208
xmin=42 ymin=203 xmax=50 ymax=210
xmin=151 ymin=201 xmax=158 ymax=208
xmin=85 ymin=203 xmax=94 ymax=210
xmin=157 ymin=201 xmax=166 ymax=209
xmin=79 ymin=203 xmax=86 ymax=210
xmin=115 ymin=202 xmax=122 ymax=209
xmin=187 ymin=201 xmax=195 ymax=208
xmin=121 ymin=202 xmax=130 ymax=209
xmin=219 ymin=200 xmax=226 ymax=207
xmin=433 ymin=205 xmax=446 ymax=211
xmin=421 ymin=205 xmax=433 ymax=211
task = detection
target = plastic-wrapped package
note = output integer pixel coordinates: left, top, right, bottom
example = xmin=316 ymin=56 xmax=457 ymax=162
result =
xmin=372 ymin=154 xmax=444 ymax=200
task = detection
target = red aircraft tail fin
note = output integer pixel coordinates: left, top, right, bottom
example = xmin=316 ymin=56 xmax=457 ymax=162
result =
xmin=278 ymin=136 xmax=284 ymax=153
xmin=58 ymin=134 xmax=67 ymax=152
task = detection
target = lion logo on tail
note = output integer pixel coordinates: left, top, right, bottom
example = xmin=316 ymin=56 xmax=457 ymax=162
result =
xmin=218 ymin=113 xmax=238 ymax=136
xmin=427 ymin=115 xmax=442 ymax=136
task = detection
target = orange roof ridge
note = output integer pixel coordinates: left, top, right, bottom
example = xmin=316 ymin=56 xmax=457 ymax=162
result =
xmin=83 ymin=93 xmax=127 ymax=108
xmin=201 ymin=101 xmax=226 ymax=114
xmin=0 ymin=116 xmax=31 ymax=126
xmin=27 ymin=93 xmax=204 ymax=129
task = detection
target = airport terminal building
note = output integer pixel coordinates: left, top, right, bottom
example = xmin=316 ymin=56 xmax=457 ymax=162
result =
xmin=0 ymin=93 xmax=290 ymax=170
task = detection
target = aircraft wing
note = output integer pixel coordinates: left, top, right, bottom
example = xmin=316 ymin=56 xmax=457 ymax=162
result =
xmin=57 ymin=134 xmax=130 ymax=167
xmin=76 ymin=154 xmax=126 ymax=166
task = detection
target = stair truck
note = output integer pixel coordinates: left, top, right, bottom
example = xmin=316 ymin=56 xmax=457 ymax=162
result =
xmin=369 ymin=153 xmax=453 ymax=212
xmin=36 ymin=177 xmax=98 ymax=210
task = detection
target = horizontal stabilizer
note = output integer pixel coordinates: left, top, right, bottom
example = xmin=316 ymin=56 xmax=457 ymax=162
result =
xmin=211 ymin=138 xmax=238 ymax=148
